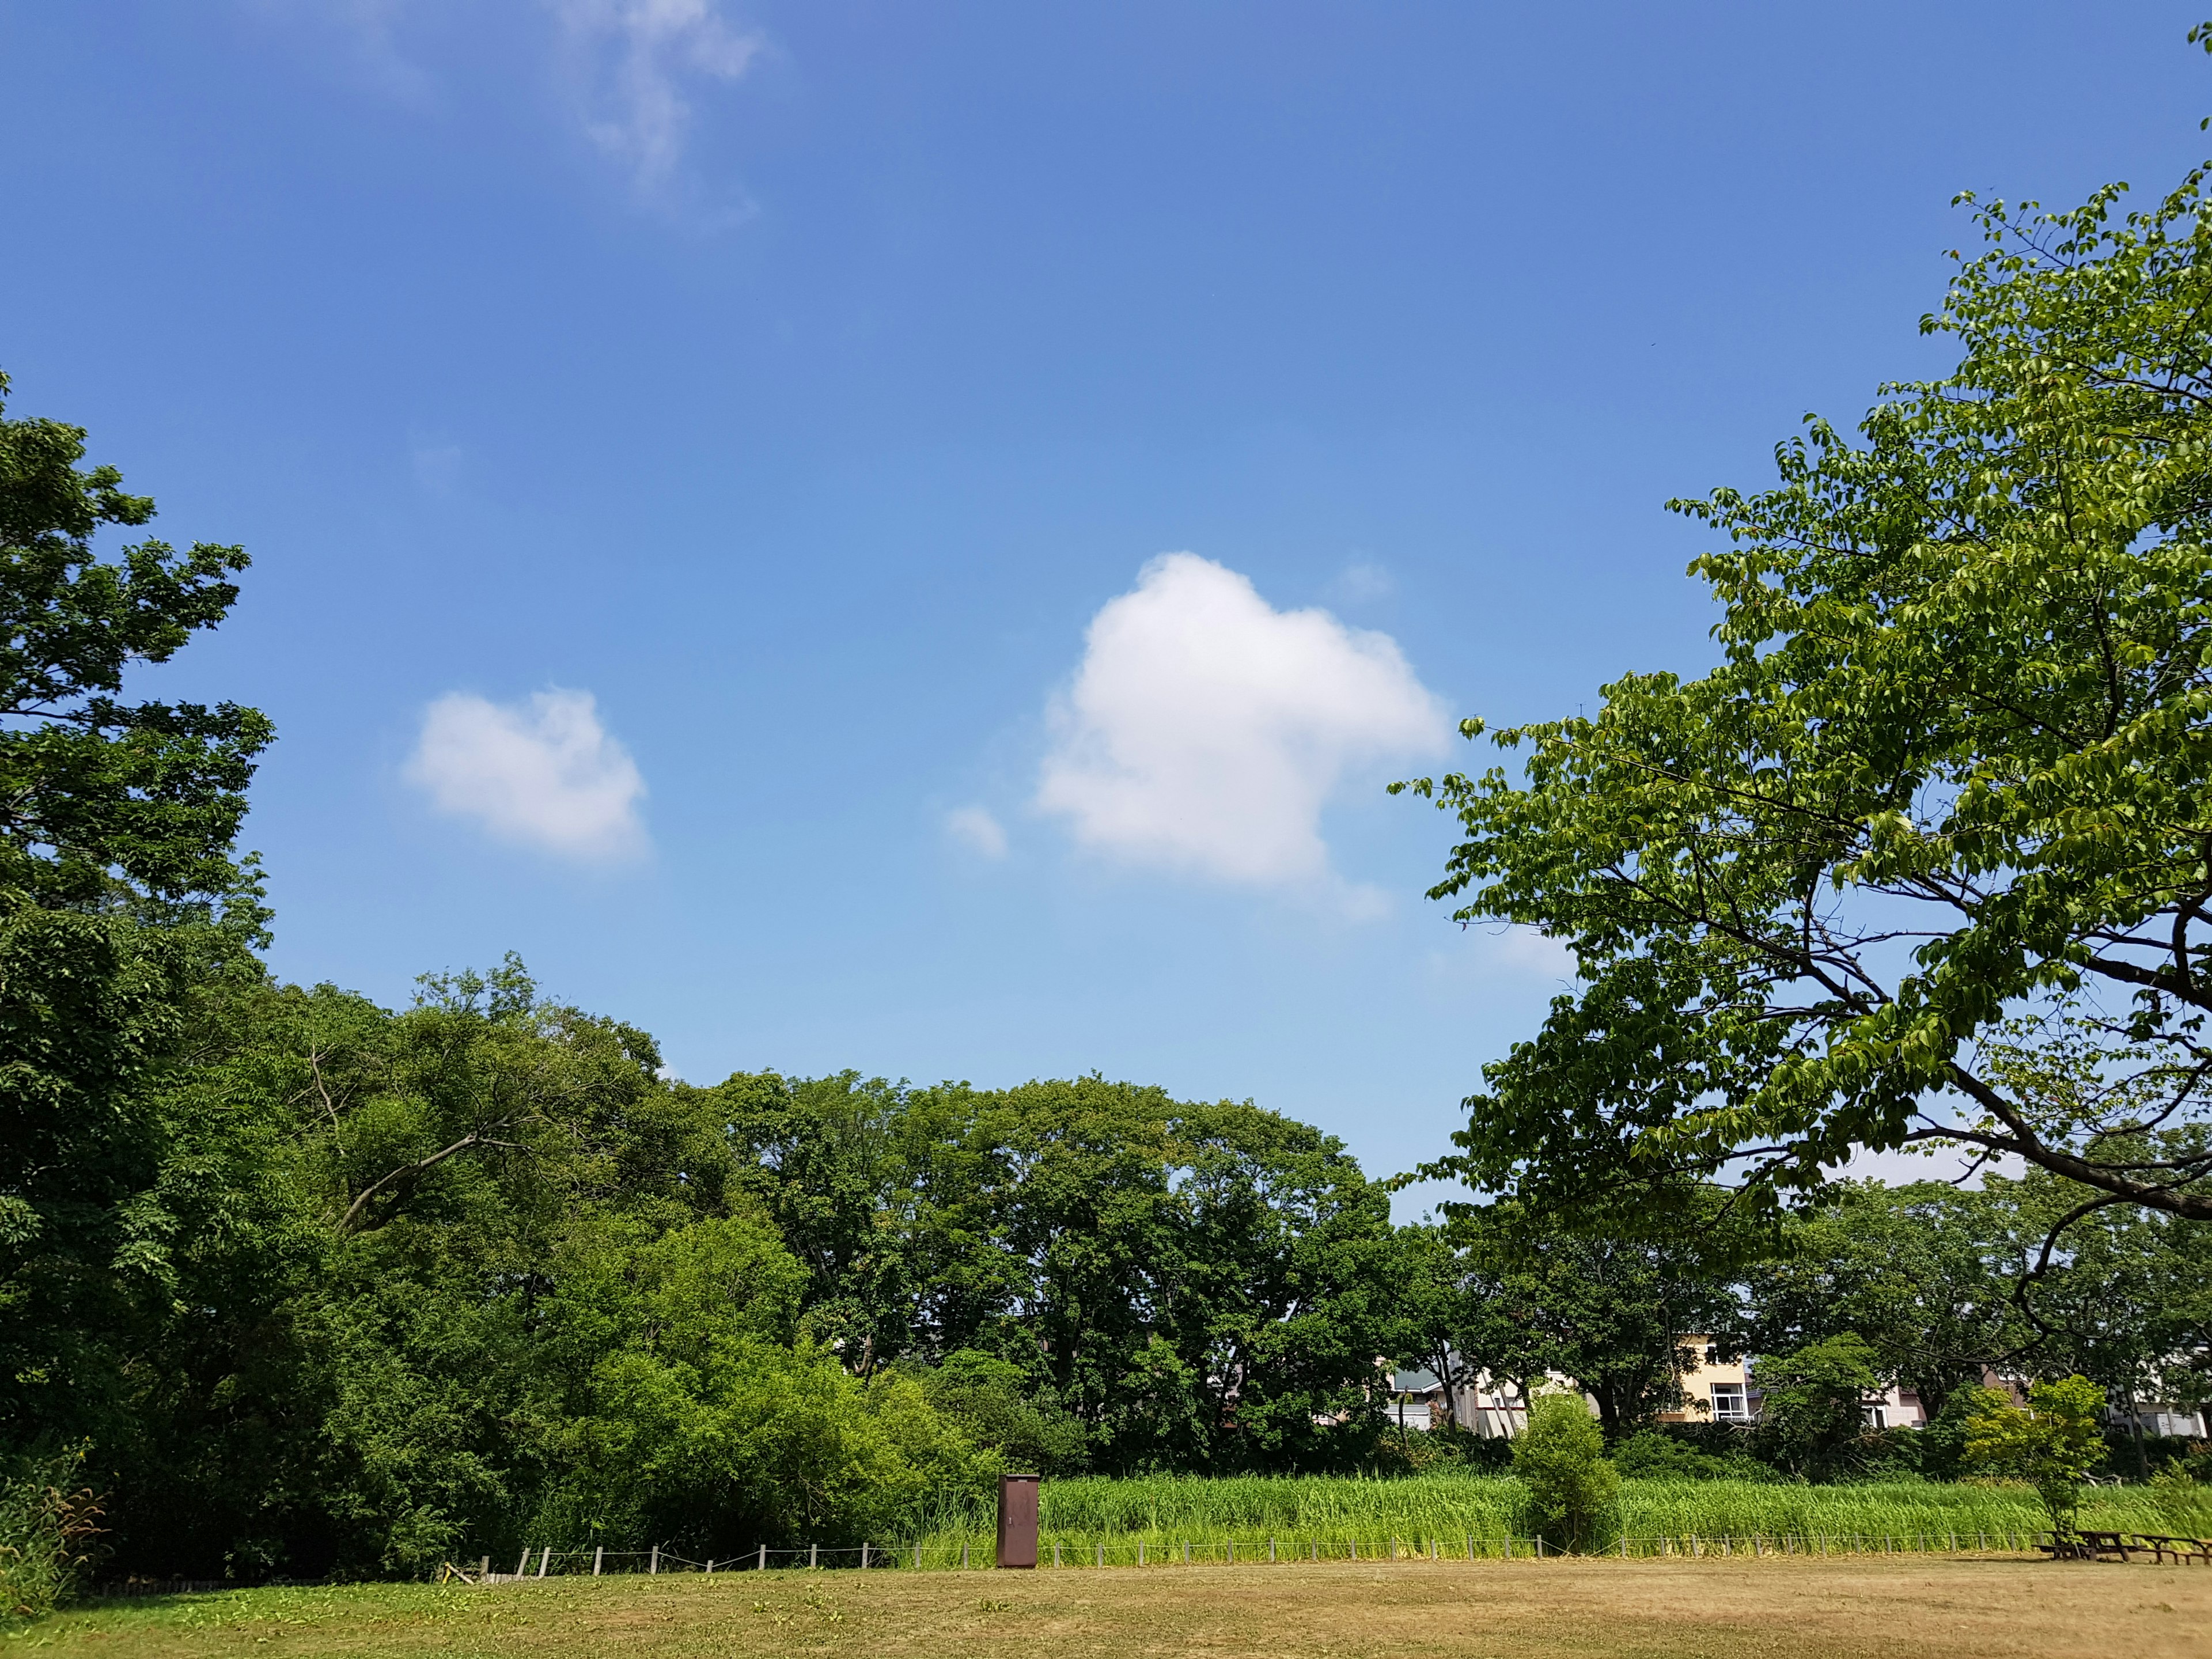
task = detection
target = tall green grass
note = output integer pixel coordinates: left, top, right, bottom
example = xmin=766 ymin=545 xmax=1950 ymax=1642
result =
xmin=0 ymin=1453 xmax=99 ymax=1622
xmin=900 ymin=1473 xmax=2179 ymax=1563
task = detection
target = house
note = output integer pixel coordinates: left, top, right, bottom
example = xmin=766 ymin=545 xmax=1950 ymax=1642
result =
xmin=1391 ymin=1340 xmax=1945 ymax=1436
xmin=1656 ymin=1337 xmax=1753 ymax=1425
xmin=1387 ymin=1366 xmax=1592 ymax=1438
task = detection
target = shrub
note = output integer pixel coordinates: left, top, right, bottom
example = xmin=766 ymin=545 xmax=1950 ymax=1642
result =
xmin=1512 ymin=1393 xmax=1618 ymax=1552
xmin=1612 ymin=1431 xmax=1775 ymax=1483
xmin=1964 ymin=1377 xmax=2105 ymax=1536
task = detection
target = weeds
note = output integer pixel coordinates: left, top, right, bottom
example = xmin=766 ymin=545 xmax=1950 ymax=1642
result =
xmin=0 ymin=1449 xmax=104 ymax=1622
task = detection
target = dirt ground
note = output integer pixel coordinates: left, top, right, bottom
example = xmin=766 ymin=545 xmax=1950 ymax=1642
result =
xmin=33 ymin=1556 xmax=2212 ymax=1659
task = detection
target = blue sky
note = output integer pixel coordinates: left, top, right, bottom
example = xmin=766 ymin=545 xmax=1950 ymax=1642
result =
xmin=3 ymin=2 xmax=2206 ymax=1202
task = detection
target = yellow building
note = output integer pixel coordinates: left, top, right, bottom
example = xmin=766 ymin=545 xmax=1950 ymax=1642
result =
xmin=1658 ymin=1335 xmax=1753 ymax=1424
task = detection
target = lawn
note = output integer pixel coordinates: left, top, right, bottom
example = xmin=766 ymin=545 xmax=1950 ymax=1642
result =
xmin=24 ymin=1556 xmax=2211 ymax=1659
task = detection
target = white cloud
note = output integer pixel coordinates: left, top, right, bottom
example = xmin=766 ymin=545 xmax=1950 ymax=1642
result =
xmin=1036 ymin=553 xmax=1449 ymax=889
xmin=406 ymin=688 xmax=647 ymax=861
xmin=945 ymin=805 xmax=1009 ymax=859
xmin=546 ymin=0 xmax=764 ymax=190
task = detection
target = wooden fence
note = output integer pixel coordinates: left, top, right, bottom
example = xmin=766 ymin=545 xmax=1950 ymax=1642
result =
xmin=445 ymin=1528 xmax=2075 ymax=1582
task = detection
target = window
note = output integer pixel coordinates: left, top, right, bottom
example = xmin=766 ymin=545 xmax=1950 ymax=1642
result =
xmin=1704 ymin=1345 xmax=1719 ymax=1366
xmin=1710 ymin=1383 xmax=1749 ymax=1421
xmin=1863 ymin=1404 xmax=1887 ymax=1429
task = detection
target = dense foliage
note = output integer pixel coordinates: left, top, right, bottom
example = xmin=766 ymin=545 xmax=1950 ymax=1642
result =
xmin=1396 ymin=152 xmax=2212 ymax=1229
xmin=1510 ymin=1393 xmax=1617 ymax=1552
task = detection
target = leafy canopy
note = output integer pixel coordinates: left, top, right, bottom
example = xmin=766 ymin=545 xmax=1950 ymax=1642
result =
xmin=1399 ymin=138 xmax=2212 ymax=1226
xmin=0 ymin=372 xmax=270 ymax=908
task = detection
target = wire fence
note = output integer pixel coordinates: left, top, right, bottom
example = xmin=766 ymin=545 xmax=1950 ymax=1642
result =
xmin=448 ymin=1527 xmax=2071 ymax=1582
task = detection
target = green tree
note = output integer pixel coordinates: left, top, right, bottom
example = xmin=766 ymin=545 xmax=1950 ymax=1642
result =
xmin=1987 ymin=1164 xmax=2212 ymax=1475
xmin=0 ymin=371 xmax=270 ymax=908
xmin=0 ymin=372 xmax=274 ymax=1505
xmin=1450 ymin=1196 xmax=1743 ymax=1438
xmin=1512 ymin=1391 xmax=1618 ymax=1553
xmin=1741 ymin=1183 xmax=2014 ymax=1416
xmin=1394 ymin=115 xmax=2212 ymax=1229
xmin=1750 ymin=1334 xmax=1883 ymax=1481
xmin=1964 ymin=1376 xmax=2107 ymax=1535
xmin=915 ymin=1350 xmax=1088 ymax=1476
xmin=698 ymin=1073 xmax=1401 ymax=1475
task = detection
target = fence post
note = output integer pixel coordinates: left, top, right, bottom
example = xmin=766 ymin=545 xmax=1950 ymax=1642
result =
xmin=1501 ymin=1536 xmax=1510 ymax=1560
xmin=962 ymin=1542 xmax=969 ymax=1569
xmin=1138 ymin=1542 xmax=1145 ymax=1566
xmin=862 ymin=1543 xmax=870 ymax=1570
xmin=1053 ymin=1543 xmax=1061 ymax=1568
xmin=1349 ymin=1539 xmax=1358 ymax=1562
xmin=516 ymin=1550 xmax=531 ymax=1578
xmin=1536 ymin=1536 xmax=1545 ymax=1559
xmin=593 ymin=1547 xmax=604 ymax=1577
xmin=480 ymin=1556 xmax=491 ymax=1582
xmin=1227 ymin=1541 xmax=1234 ymax=1565
xmin=537 ymin=1548 xmax=551 ymax=1578
xmin=1620 ymin=1535 xmax=1628 ymax=1558
xmin=1097 ymin=1543 xmax=1104 ymax=1567
xmin=1269 ymin=1538 xmax=1277 ymax=1563
xmin=650 ymin=1546 xmax=660 ymax=1575
xmin=914 ymin=1544 xmax=921 ymax=1570
xmin=1183 ymin=1541 xmax=1190 ymax=1564
xmin=759 ymin=1545 xmax=768 ymax=1572
xmin=810 ymin=1543 xmax=819 ymax=1570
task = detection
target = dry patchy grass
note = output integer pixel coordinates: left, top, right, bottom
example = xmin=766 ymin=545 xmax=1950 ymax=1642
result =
xmin=21 ymin=1556 xmax=2212 ymax=1659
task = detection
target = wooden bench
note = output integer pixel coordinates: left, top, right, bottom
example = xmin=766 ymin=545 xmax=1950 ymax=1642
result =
xmin=2133 ymin=1534 xmax=2212 ymax=1565
xmin=2035 ymin=1531 xmax=2211 ymax=1564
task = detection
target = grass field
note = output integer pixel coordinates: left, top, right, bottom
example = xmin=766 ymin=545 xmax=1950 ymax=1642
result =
xmin=29 ymin=1556 xmax=2212 ymax=1659
xmin=897 ymin=1473 xmax=2183 ymax=1564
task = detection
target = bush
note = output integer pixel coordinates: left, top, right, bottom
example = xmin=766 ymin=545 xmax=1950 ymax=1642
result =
xmin=1964 ymin=1376 xmax=2105 ymax=1535
xmin=0 ymin=1451 xmax=103 ymax=1623
xmin=1512 ymin=1393 xmax=1618 ymax=1552
xmin=1371 ymin=1421 xmax=1511 ymax=1476
xmin=1612 ymin=1431 xmax=1775 ymax=1483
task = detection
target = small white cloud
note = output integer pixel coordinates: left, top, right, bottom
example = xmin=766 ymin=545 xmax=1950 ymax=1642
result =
xmin=546 ymin=0 xmax=764 ymax=190
xmin=945 ymin=805 xmax=1009 ymax=859
xmin=406 ymin=688 xmax=647 ymax=861
xmin=1036 ymin=553 xmax=1449 ymax=889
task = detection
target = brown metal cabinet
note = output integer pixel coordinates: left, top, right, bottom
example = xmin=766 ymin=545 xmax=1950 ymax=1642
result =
xmin=997 ymin=1474 xmax=1040 ymax=1568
